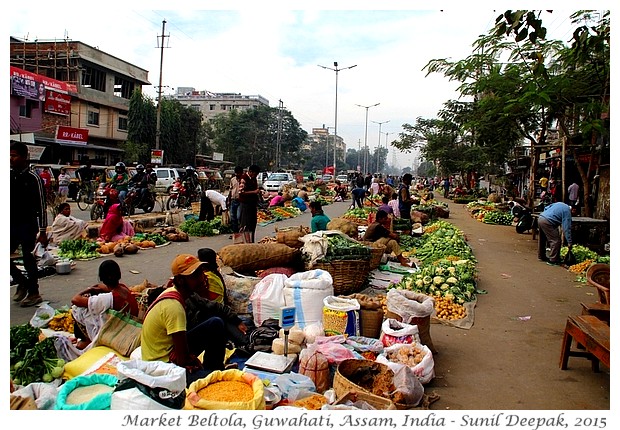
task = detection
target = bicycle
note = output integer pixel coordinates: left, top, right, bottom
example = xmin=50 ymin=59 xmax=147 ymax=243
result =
xmin=76 ymin=180 xmax=96 ymax=211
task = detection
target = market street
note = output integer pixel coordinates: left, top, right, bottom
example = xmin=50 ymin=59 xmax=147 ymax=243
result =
xmin=11 ymin=197 xmax=609 ymax=410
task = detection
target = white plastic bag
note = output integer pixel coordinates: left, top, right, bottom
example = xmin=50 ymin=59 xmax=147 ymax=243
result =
xmin=274 ymin=372 xmax=316 ymax=400
xmin=250 ymin=273 xmax=287 ymax=327
xmin=30 ymin=303 xmax=55 ymax=328
xmin=34 ymin=242 xmax=57 ymax=267
xmin=111 ymin=359 xmax=187 ymax=410
xmin=376 ymin=342 xmax=435 ymax=385
xmin=379 ymin=319 xmax=421 ymax=347
xmin=322 ymin=296 xmax=360 ymax=336
xmin=386 ymin=289 xmax=435 ymax=321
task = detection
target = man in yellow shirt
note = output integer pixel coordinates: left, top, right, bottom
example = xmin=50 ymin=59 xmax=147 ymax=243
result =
xmin=141 ymin=254 xmax=227 ymax=385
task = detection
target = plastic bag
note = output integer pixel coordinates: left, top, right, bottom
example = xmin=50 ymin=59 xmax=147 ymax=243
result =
xmin=274 ymin=372 xmax=316 ymax=401
xmin=377 ymin=342 xmax=435 ymax=385
xmin=298 ymin=344 xmax=330 ymax=393
xmin=379 ymin=319 xmax=421 ymax=347
xmin=56 ymin=373 xmax=118 ymax=410
xmin=563 ymin=249 xmax=577 ymax=266
xmin=30 ymin=303 xmax=55 ymax=328
xmin=386 ymin=289 xmax=434 ymax=320
xmin=250 ymin=274 xmax=287 ymax=327
xmin=111 ymin=359 xmax=187 ymax=410
xmin=34 ymin=242 xmax=57 ymax=267
xmin=322 ymin=296 xmax=360 ymax=337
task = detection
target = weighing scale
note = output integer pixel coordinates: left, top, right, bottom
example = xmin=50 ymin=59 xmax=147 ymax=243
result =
xmin=244 ymin=306 xmax=297 ymax=374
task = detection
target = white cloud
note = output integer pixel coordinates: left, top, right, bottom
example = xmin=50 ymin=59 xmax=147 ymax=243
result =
xmin=8 ymin=5 xmax=587 ymax=170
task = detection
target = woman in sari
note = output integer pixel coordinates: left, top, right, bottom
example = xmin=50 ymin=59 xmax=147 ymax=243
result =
xmin=98 ymin=203 xmax=134 ymax=242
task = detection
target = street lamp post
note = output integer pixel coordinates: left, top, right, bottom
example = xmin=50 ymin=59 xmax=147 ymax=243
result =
xmin=356 ymin=102 xmax=380 ymax=173
xmin=318 ymin=62 xmax=357 ymax=176
xmin=371 ymin=120 xmax=389 ymax=173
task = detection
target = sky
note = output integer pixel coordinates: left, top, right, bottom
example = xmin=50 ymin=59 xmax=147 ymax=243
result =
xmin=6 ymin=3 xmax=601 ymax=170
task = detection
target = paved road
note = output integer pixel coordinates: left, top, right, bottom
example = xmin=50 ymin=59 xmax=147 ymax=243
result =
xmin=13 ymin=196 xmax=609 ymax=410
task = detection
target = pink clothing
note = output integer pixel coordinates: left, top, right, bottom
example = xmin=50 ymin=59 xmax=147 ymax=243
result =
xmin=269 ymin=194 xmax=285 ymax=207
xmin=99 ymin=203 xmax=134 ymax=242
xmin=388 ymin=199 xmax=401 ymax=218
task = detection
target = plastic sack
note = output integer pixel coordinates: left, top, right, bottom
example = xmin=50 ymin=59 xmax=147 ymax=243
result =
xmin=274 ymin=372 xmax=316 ymax=401
xmin=11 ymin=380 xmax=62 ymax=410
xmin=250 ymin=273 xmax=287 ymax=327
xmin=315 ymin=338 xmax=357 ymax=365
xmin=185 ymin=369 xmax=265 ymax=410
xmin=283 ymin=269 xmax=334 ymax=329
xmin=56 ymin=373 xmax=118 ymax=410
xmin=111 ymin=359 xmax=187 ymax=410
xmin=303 ymin=322 xmax=325 ymax=345
xmin=322 ymin=296 xmax=360 ymax=337
xmin=379 ymin=319 xmax=421 ymax=347
xmin=345 ymin=336 xmax=385 ymax=354
xmin=386 ymin=289 xmax=434 ymax=320
xmin=563 ymin=249 xmax=577 ymax=266
xmin=376 ymin=342 xmax=435 ymax=385
xmin=298 ymin=344 xmax=330 ymax=393
xmin=30 ymin=303 xmax=55 ymax=328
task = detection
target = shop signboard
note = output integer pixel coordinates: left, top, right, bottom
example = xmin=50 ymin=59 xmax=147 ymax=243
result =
xmin=55 ymin=126 xmax=88 ymax=145
xmin=44 ymin=91 xmax=71 ymax=116
xmin=151 ymin=149 xmax=164 ymax=165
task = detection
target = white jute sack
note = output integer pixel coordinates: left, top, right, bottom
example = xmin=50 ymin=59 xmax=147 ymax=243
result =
xmin=283 ymin=269 xmax=333 ymax=329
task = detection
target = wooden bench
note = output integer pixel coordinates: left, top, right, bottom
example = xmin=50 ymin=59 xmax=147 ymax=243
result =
xmin=580 ymin=302 xmax=610 ymax=325
xmin=560 ymin=315 xmax=610 ymax=372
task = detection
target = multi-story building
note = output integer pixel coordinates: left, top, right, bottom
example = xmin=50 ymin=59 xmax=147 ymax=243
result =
xmin=304 ymin=127 xmax=346 ymax=163
xmin=9 ymin=37 xmax=150 ymax=165
xmin=168 ymin=87 xmax=269 ymax=123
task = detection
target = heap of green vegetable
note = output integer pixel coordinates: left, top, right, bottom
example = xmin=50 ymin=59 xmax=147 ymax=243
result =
xmin=413 ymin=221 xmax=475 ymax=264
xmin=10 ymin=324 xmax=65 ymax=386
xmin=390 ymin=259 xmax=478 ymax=303
xmin=132 ymin=232 xmax=168 ymax=245
xmin=179 ymin=215 xmax=232 ymax=237
xmin=482 ymin=210 xmax=514 ymax=225
xmin=322 ymin=234 xmax=370 ymax=261
xmin=58 ymin=238 xmax=100 ymax=259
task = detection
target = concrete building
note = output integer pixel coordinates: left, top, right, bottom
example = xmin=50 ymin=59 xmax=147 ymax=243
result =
xmin=304 ymin=126 xmax=346 ymax=163
xmin=9 ymin=37 xmax=150 ymax=165
xmin=167 ymin=87 xmax=269 ymax=123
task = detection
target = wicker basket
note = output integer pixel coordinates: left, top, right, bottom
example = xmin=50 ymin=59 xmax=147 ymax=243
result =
xmin=309 ymin=259 xmax=370 ymax=295
xmin=586 ymin=263 xmax=610 ymax=304
xmin=362 ymin=242 xmax=386 ymax=270
xmin=333 ymin=359 xmax=400 ymax=410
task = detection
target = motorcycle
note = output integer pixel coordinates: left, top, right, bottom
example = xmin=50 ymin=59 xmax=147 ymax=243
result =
xmin=124 ymin=186 xmax=156 ymax=215
xmin=166 ymin=179 xmax=201 ymax=210
xmin=90 ymin=183 xmax=117 ymax=221
xmin=510 ymin=197 xmax=549 ymax=234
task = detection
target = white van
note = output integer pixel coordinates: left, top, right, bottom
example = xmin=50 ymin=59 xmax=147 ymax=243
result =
xmin=154 ymin=167 xmax=182 ymax=194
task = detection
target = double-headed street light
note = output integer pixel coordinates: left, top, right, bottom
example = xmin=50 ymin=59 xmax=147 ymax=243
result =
xmin=318 ymin=62 xmax=357 ymax=175
xmin=356 ymin=102 xmax=380 ymax=173
xmin=371 ymin=120 xmax=390 ymax=173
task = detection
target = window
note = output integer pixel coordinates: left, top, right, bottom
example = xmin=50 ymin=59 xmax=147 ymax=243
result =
xmin=209 ymin=104 xmax=216 ymax=111
xmin=113 ymin=77 xmax=135 ymax=99
xmin=81 ymin=65 xmax=106 ymax=92
xmin=87 ymin=104 xmax=100 ymax=126
xmin=118 ymin=110 xmax=128 ymax=131
xmin=19 ymin=99 xmax=38 ymax=118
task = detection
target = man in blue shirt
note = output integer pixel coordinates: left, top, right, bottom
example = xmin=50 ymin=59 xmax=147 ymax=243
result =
xmin=538 ymin=202 xmax=575 ymax=265
xmin=351 ymin=186 xmax=368 ymax=209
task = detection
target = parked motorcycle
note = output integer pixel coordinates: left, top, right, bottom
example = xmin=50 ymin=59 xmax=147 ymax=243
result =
xmin=124 ymin=186 xmax=156 ymax=215
xmin=166 ymin=179 xmax=201 ymax=210
xmin=510 ymin=201 xmax=534 ymax=234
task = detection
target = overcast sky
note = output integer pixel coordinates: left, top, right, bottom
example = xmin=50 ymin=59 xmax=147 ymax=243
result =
xmin=8 ymin=3 xmax=593 ymax=170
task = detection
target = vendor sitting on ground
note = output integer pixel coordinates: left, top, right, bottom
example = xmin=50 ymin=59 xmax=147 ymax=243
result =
xmin=269 ymin=191 xmax=285 ymax=207
xmin=334 ymin=181 xmax=348 ymax=201
xmin=291 ymin=194 xmax=307 ymax=212
xmin=363 ymin=209 xmax=410 ymax=266
xmin=309 ymin=201 xmax=330 ymax=233
xmin=141 ymin=254 xmax=241 ymax=386
xmin=98 ymin=201 xmax=135 ymax=243
xmin=50 ymin=202 xmax=89 ymax=245
xmin=71 ymin=260 xmax=139 ymax=351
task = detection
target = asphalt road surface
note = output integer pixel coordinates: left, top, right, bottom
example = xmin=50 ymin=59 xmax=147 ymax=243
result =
xmin=12 ymin=196 xmax=610 ymax=410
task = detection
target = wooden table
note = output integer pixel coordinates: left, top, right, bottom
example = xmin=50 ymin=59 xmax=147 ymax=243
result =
xmin=532 ymin=215 xmax=608 ymax=247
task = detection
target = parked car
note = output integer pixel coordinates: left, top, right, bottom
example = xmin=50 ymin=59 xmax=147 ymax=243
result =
xmin=263 ymin=172 xmax=296 ymax=192
xmin=257 ymin=171 xmax=271 ymax=187
xmin=336 ymin=174 xmax=349 ymax=184
xmin=197 ymin=168 xmax=224 ymax=192
xmin=153 ymin=167 xmax=182 ymax=194
xmin=322 ymin=174 xmax=334 ymax=182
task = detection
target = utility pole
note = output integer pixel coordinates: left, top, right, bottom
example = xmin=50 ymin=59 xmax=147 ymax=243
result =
xmin=276 ymin=99 xmax=283 ymax=170
xmin=155 ymin=20 xmax=169 ymax=151
xmin=372 ymin=120 xmax=389 ymax=174
xmin=356 ymin=103 xmax=380 ymax=173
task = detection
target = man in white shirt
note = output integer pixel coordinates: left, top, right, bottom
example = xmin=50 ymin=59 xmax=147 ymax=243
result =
xmin=199 ymin=189 xmax=228 ymax=222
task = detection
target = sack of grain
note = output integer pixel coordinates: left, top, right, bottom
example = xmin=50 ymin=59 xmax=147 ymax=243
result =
xmin=219 ymin=243 xmax=300 ymax=274
xmin=283 ymin=269 xmax=333 ymax=329
xmin=185 ymin=369 xmax=265 ymax=410
xmin=275 ymin=225 xmax=309 ymax=249
xmin=322 ymin=296 xmax=360 ymax=337
xmin=327 ymin=218 xmax=358 ymax=238
xmin=56 ymin=374 xmax=118 ymax=410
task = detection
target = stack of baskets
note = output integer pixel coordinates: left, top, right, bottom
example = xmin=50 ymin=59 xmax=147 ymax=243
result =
xmin=310 ymin=259 xmax=369 ymax=295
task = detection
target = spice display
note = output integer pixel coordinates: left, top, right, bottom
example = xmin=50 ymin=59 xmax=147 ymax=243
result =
xmin=197 ymin=380 xmax=253 ymax=402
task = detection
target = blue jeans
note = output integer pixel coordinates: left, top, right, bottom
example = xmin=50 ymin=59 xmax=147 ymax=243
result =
xmin=185 ymin=317 xmax=226 ymax=386
xmin=230 ymin=199 xmax=241 ymax=233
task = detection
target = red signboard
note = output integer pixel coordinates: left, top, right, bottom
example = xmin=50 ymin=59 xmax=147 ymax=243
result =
xmin=55 ymin=126 xmax=88 ymax=145
xmin=10 ymin=66 xmax=77 ymax=94
xmin=44 ymin=90 xmax=71 ymax=116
